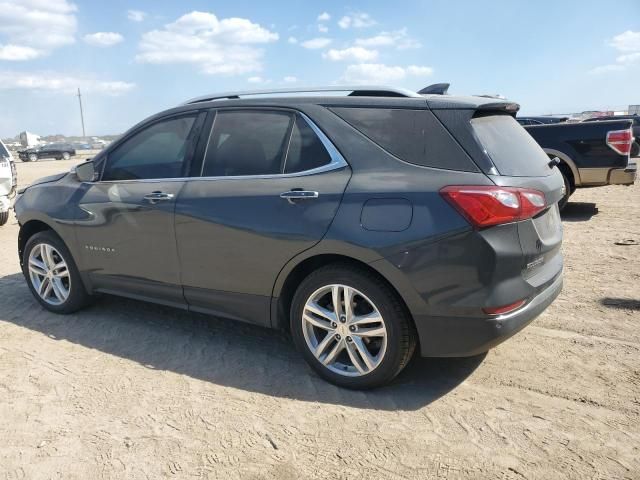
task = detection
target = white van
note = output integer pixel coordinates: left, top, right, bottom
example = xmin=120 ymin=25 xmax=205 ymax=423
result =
xmin=0 ymin=139 xmax=17 ymax=226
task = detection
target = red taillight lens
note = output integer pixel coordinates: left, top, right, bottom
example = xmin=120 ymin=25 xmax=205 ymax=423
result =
xmin=606 ymin=128 xmax=633 ymax=156
xmin=483 ymin=299 xmax=526 ymax=315
xmin=440 ymin=186 xmax=547 ymax=228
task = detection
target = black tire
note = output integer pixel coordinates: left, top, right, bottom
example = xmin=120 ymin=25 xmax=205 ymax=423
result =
xmin=22 ymin=230 xmax=92 ymax=314
xmin=28 ymin=153 xmax=37 ymax=162
xmin=62 ymin=152 xmax=71 ymax=160
xmin=0 ymin=211 xmax=8 ymax=226
xmin=558 ymin=169 xmax=572 ymax=211
xmin=290 ymin=263 xmax=416 ymax=389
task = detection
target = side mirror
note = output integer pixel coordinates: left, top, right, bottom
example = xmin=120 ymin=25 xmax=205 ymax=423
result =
xmin=75 ymin=160 xmax=97 ymax=182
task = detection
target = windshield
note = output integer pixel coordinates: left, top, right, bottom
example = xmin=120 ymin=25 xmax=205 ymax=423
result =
xmin=471 ymin=114 xmax=551 ymax=177
xmin=0 ymin=142 xmax=9 ymax=158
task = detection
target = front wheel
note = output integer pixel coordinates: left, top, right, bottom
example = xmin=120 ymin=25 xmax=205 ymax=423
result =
xmin=291 ymin=264 xmax=416 ymax=389
xmin=0 ymin=211 xmax=8 ymax=226
xmin=28 ymin=153 xmax=37 ymax=162
xmin=62 ymin=152 xmax=70 ymax=160
xmin=22 ymin=230 xmax=92 ymax=313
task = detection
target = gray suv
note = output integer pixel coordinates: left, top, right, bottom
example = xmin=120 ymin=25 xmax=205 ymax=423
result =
xmin=14 ymin=86 xmax=564 ymax=389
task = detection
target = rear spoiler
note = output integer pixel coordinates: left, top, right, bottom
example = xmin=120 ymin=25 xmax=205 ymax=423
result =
xmin=476 ymin=102 xmax=520 ymax=114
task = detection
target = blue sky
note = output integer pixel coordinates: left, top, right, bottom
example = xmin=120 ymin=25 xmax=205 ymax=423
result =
xmin=0 ymin=0 xmax=638 ymax=137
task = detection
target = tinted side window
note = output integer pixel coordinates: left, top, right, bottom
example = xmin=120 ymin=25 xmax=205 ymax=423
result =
xmin=284 ymin=115 xmax=332 ymax=173
xmin=332 ymin=107 xmax=477 ymax=171
xmin=102 ymin=115 xmax=196 ymax=181
xmin=332 ymin=108 xmax=425 ymax=165
xmin=202 ymin=111 xmax=292 ymax=177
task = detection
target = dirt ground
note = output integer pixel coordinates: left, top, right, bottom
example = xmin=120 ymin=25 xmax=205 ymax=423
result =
xmin=0 ymin=159 xmax=638 ymax=479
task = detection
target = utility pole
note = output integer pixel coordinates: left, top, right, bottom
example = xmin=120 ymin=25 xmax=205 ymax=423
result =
xmin=77 ymin=87 xmax=86 ymax=138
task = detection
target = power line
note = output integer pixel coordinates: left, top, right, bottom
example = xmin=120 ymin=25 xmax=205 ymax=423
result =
xmin=77 ymin=87 xmax=86 ymax=138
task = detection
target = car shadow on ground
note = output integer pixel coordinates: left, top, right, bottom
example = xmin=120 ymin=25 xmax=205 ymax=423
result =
xmin=561 ymin=202 xmax=598 ymax=222
xmin=600 ymin=297 xmax=640 ymax=311
xmin=0 ymin=273 xmax=485 ymax=411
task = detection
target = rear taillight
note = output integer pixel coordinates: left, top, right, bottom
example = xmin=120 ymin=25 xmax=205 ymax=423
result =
xmin=606 ymin=128 xmax=633 ymax=156
xmin=440 ymin=186 xmax=547 ymax=228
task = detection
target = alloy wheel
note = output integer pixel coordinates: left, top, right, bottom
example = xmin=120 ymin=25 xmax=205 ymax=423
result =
xmin=302 ymin=284 xmax=388 ymax=377
xmin=28 ymin=243 xmax=71 ymax=305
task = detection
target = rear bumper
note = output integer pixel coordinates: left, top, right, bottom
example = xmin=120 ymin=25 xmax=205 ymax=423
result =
xmin=415 ymin=272 xmax=563 ymax=357
xmin=609 ymin=162 xmax=637 ymax=185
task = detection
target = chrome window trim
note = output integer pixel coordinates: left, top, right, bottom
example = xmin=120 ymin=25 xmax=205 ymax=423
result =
xmin=92 ymin=110 xmax=347 ymax=184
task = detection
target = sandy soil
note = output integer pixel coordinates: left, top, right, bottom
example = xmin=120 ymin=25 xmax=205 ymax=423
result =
xmin=0 ymin=159 xmax=638 ymax=479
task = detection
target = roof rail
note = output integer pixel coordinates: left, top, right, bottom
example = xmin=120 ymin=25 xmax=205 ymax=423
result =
xmin=181 ymin=85 xmax=422 ymax=105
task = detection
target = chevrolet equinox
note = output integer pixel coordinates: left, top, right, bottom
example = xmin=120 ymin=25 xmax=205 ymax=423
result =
xmin=14 ymin=86 xmax=564 ymax=389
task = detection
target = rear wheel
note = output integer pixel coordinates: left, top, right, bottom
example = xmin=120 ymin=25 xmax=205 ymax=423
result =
xmin=62 ymin=152 xmax=70 ymax=160
xmin=0 ymin=211 xmax=8 ymax=226
xmin=22 ymin=230 xmax=92 ymax=314
xmin=558 ymin=169 xmax=572 ymax=211
xmin=291 ymin=264 xmax=416 ymax=389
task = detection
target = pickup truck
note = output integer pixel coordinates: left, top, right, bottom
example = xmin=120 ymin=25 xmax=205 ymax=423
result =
xmin=524 ymin=119 xmax=636 ymax=208
xmin=582 ymin=115 xmax=640 ymax=157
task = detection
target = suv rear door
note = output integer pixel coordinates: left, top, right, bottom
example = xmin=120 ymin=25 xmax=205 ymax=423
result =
xmin=433 ymin=106 xmax=564 ymax=297
xmin=174 ymin=108 xmax=351 ymax=326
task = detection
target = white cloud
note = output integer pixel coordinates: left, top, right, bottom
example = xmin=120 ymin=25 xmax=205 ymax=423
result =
xmin=318 ymin=24 xmax=328 ymax=33
xmin=338 ymin=12 xmax=376 ymax=30
xmin=590 ymin=30 xmax=640 ymax=74
xmin=247 ymin=76 xmax=264 ymax=83
xmin=317 ymin=12 xmax=331 ymax=22
xmin=127 ymin=10 xmax=146 ymax=22
xmin=0 ymin=71 xmax=135 ymax=95
xmin=0 ymin=0 xmax=77 ymax=59
xmin=83 ymin=32 xmax=124 ymax=47
xmin=323 ymin=46 xmax=378 ymax=62
xmin=355 ymin=28 xmax=421 ymax=50
xmin=609 ymin=30 xmax=640 ymax=52
xmin=589 ymin=64 xmax=625 ymax=74
xmin=340 ymin=63 xmax=433 ymax=84
xmin=136 ymin=11 xmax=278 ymax=75
xmin=0 ymin=44 xmax=41 ymax=61
xmin=288 ymin=36 xmax=298 ymax=44
xmin=283 ymin=76 xmax=297 ymax=83
xmin=301 ymin=37 xmax=332 ymax=49
xmin=617 ymin=52 xmax=640 ymax=65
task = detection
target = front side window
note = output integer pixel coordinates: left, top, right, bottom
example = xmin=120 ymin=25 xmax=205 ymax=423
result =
xmin=102 ymin=115 xmax=196 ymax=181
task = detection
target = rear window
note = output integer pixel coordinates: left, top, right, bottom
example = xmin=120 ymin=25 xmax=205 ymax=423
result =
xmin=471 ymin=115 xmax=551 ymax=177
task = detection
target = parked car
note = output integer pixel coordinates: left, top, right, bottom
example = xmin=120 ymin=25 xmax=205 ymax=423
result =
xmin=582 ymin=114 xmax=640 ymax=157
xmin=0 ymin=139 xmax=17 ymax=226
xmin=524 ymin=119 xmax=636 ymax=208
xmin=517 ymin=116 xmax=568 ymax=126
xmin=18 ymin=143 xmax=76 ymax=162
xmin=14 ymin=86 xmax=564 ymax=389
xmin=72 ymin=142 xmax=93 ymax=151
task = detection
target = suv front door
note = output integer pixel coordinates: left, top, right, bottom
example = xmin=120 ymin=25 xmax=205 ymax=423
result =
xmin=175 ymin=109 xmax=351 ymax=326
xmin=74 ymin=112 xmax=203 ymax=307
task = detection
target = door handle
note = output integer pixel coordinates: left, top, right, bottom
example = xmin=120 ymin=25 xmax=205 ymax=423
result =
xmin=143 ymin=191 xmax=174 ymax=204
xmin=280 ymin=190 xmax=319 ymax=204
